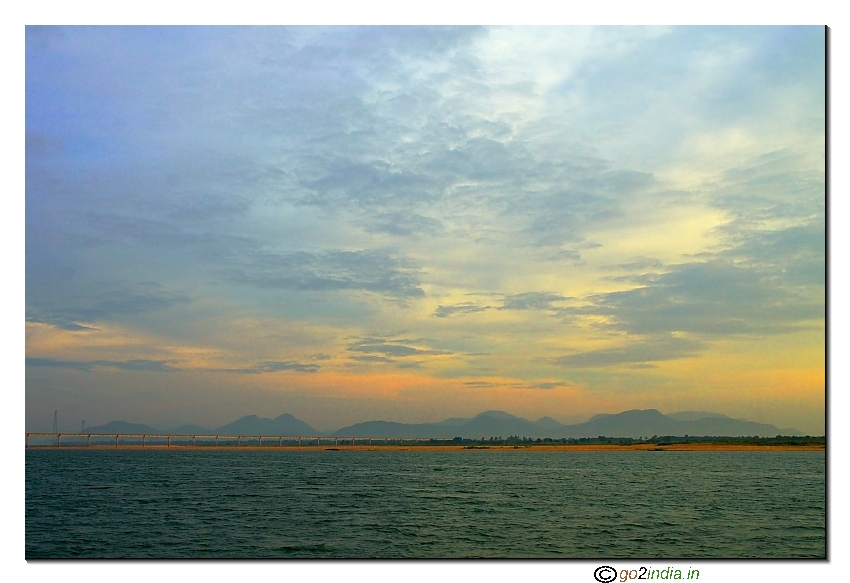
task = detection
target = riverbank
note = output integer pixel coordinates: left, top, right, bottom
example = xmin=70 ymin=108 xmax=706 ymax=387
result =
xmin=26 ymin=442 xmax=824 ymax=451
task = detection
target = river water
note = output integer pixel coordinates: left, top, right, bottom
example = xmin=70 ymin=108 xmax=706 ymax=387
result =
xmin=25 ymin=449 xmax=825 ymax=558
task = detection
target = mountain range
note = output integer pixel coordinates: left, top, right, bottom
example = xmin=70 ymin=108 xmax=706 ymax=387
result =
xmin=85 ymin=414 xmax=318 ymax=436
xmin=83 ymin=409 xmax=803 ymax=438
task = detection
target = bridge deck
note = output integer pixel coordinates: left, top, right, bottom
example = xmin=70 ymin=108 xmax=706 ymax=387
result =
xmin=25 ymin=433 xmax=458 ymax=447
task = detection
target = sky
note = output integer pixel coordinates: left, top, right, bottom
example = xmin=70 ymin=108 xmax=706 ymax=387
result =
xmin=24 ymin=26 xmax=825 ymax=434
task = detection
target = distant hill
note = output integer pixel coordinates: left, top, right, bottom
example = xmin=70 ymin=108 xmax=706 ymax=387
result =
xmin=334 ymin=409 xmax=800 ymax=439
xmin=554 ymin=409 xmax=799 ymax=438
xmin=333 ymin=420 xmax=441 ymax=438
xmin=667 ymin=411 xmax=731 ymax=422
xmin=333 ymin=411 xmax=547 ymax=438
xmin=561 ymin=409 xmax=678 ymax=438
xmin=434 ymin=417 xmax=472 ymax=427
xmin=685 ymin=416 xmax=801 ymax=438
xmin=534 ymin=416 xmax=565 ymax=430
xmin=86 ymin=420 xmax=161 ymax=434
xmin=79 ymin=409 xmax=802 ymax=439
xmin=474 ymin=410 xmax=518 ymax=420
xmin=213 ymin=414 xmax=318 ymax=436
xmin=460 ymin=411 xmax=546 ymax=438
xmin=334 ymin=411 xmax=529 ymax=438
xmin=79 ymin=414 xmax=319 ymax=436
xmin=165 ymin=424 xmax=210 ymax=435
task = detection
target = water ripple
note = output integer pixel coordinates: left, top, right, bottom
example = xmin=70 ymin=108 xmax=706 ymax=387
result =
xmin=26 ymin=449 xmax=824 ymax=558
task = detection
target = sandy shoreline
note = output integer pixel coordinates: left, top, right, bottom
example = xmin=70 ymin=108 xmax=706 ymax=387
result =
xmin=27 ymin=443 xmax=824 ymax=452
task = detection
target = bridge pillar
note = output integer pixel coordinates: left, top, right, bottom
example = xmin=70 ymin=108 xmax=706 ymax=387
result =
xmin=87 ymin=434 xmax=91 ymax=447
xmin=238 ymin=436 xmax=242 ymax=446
xmin=57 ymin=434 xmax=61 ymax=447
xmin=215 ymin=436 xmax=219 ymax=446
xmin=143 ymin=435 xmax=146 ymax=448
xmin=115 ymin=434 xmax=119 ymax=447
xmin=167 ymin=436 xmax=171 ymax=447
xmin=192 ymin=435 xmax=196 ymax=446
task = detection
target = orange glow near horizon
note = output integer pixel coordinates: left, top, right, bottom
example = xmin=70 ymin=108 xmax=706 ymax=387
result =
xmin=25 ymin=27 xmax=825 ymax=435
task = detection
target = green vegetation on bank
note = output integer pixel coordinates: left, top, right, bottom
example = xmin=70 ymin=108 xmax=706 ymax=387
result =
xmin=25 ymin=433 xmax=824 ymax=448
xmin=440 ymin=435 xmax=825 ymax=446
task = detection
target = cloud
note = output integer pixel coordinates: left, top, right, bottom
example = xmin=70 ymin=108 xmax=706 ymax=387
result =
xmin=595 ymin=256 xmax=822 ymax=337
xmin=563 ymin=215 xmax=824 ymax=347
xmin=226 ymin=249 xmax=424 ymax=299
xmin=610 ymin=256 xmax=665 ymax=272
xmin=435 ymin=292 xmax=570 ymax=318
xmin=552 ymin=335 xmax=705 ymax=368
xmin=463 ymin=380 xmax=500 ymax=388
xmin=348 ymin=337 xmax=451 ymax=358
xmin=710 ymin=150 xmax=825 ymax=225
xmin=344 ymin=336 xmax=453 ymax=369
xmin=433 ymin=303 xmax=490 ymax=318
xmin=528 ymin=381 xmax=570 ymax=390
xmin=727 ymin=221 xmax=825 ymax=288
xmin=223 ymin=361 xmax=319 ymax=374
xmin=554 ymin=217 xmax=824 ymax=367
xmin=349 ymin=355 xmax=395 ymax=364
xmin=500 ymin=292 xmax=568 ymax=311
xmin=26 ymin=358 xmax=178 ymax=372
xmin=462 ymin=379 xmax=568 ymax=390
xmin=301 ymin=160 xmax=444 ymax=211
xmin=348 ymin=354 xmax=424 ymax=369
xmin=26 ymin=282 xmax=190 ymax=329
xmin=24 ymin=27 xmax=825 ymax=433
xmin=26 ymin=356 xmax=320 ymax=375
xmin=463 ymin=380 xmax=528 ymax=389
xmin=362 ymin=212 xmax=443 ymax=237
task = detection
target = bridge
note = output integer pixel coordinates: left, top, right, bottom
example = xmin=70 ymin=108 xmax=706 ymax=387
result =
xmin=25 ymin=433 xmax=459 ymax=448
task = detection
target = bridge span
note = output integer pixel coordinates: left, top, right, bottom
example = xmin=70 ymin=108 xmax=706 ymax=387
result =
xmin=25 ymin=433 xmax=459 ymax=448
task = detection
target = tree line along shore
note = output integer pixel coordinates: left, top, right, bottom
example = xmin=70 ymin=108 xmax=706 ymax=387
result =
xmin=26 ymin=434 xmax=825 ymax=450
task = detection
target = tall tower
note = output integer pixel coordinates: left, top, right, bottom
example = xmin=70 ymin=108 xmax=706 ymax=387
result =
xmin=52 ymin=410 xmax=58 ymax=434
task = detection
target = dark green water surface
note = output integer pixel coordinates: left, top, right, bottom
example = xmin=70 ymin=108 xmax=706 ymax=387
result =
xmin=25 ymin=449 xmax=824 ymax=558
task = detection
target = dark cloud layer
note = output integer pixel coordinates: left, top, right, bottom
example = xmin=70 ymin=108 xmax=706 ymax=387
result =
xmin=434 ymin=303 xmax=490 ymax=318
xmin=27 ymin=357 xmax=319 ymax=374
xmin=362 ymin=212 xmax=443 ymax=237
xmin=553 ymin=335 xmax=705 ymax=368
xmin=555 ymin=220 xmax=824 ymax=366
xmin=226 ymin=249 xmax=424 ymax=299
xmin=26 ymin=358 xmax=178 ymax=372
xmin=348 ymin=337 xmax=451 ymax=358
xmin=343 ymin=336 xmax=454 ymax=370
xmin=500 ymin=292 xmax=569 ymax=311
xmin=223 ymin=361 xmax=319 ymax=374
xmin=435 ymin=292 xmax=571 ymax=318
xmin=26 ymin=283 xmax=190 ymax=329
xmin=596 ymin=257 xmax=823 ymax=338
